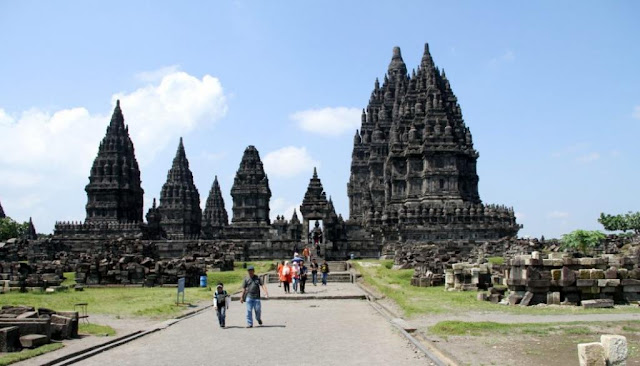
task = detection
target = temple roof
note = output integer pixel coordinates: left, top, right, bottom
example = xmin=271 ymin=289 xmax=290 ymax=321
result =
xmin=0 ymin=199 xmax=5 ymax=218
xmin=203 ymin=175 xmax=229 ymax=227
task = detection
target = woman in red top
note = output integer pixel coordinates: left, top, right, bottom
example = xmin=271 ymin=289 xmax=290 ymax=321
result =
xmin=280 ymin=261 xmax=292 ymax=294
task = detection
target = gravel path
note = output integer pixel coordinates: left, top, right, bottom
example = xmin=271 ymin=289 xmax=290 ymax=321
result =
xmin=76 ymin=297 xmax=427 ymax=365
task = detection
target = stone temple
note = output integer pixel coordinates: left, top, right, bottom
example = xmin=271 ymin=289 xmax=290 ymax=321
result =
xmin=0 ymin=199 xmax=5 ymax=219
xmin=348 ymin=44 xmax=520 ymax=244
xmin=52 ymin=44 xmax=518 ymax=260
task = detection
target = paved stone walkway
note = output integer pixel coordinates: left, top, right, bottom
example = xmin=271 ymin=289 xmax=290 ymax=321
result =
xmin=76 ymin=285 xmax=427 ymax=365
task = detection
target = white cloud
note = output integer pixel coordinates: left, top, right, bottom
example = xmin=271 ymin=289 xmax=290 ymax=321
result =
xmin=115 ymin=71 xmax=227 ymax=163
xmin=547 ymin=211 xmax=569 ymax=219
xmin=576 ymin=152 xmax=600 ymax=163
xmin=135 ymin=65 xmax=181 ymax=83
xmin=633 ymin=106 xmax=640 ymax=120
xmin=291 ymin=107 xmax=361 ymax=136
xmin=0 ymin=69 xmax=228 ymax=231
xmin=263 ymin=146 xmax=320 ymax=178
xmin=271 ymin=197 xmax=299 ymax=221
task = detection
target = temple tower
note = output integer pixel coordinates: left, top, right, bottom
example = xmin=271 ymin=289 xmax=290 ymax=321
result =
xmin=202 ymin=176 xmax=229 ymax=238
xmin=85 ymin=100 xmax=144 ymax=223
xmin=0 ymin=199 xmax=5 ymax=218
xmin=230 ymin=145 xmax=271 ymax=225
xmin=157 ymin=138 xmax=202 ymax=238
xmin=348 ymin=44 xmax=519 ymax=241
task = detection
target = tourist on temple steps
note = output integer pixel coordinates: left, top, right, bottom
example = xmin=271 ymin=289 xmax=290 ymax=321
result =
xmin=320 ymin=260 xmax=330 ymax=286
xmin=310 ymin=258 xmax=319 ymax=286
xmin=302 ymin=246 xmax=310 ymax=263
xmin=277 ymin=260 xmax=284 ymax=287
xmin=213 ymin=282 xmax=230 ymax=328
xmin=240 ymin=266 xmax=268 ymax=328
xmin=299 ymin=261 xmax=308 ymax=294
xmin=291 ymin=261 xmax=300 ymax=293
xmin=281 ymin=261 xmax=291 ymax=294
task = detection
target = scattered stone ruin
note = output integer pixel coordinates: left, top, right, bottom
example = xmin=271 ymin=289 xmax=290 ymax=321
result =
xmin=0 ymin=306 xmax=79 ymax=353
xmin=504 ymin=251 xmax=640 ymax=306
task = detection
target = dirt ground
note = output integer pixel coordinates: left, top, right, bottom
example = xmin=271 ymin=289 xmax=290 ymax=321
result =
xmin=421 ymin=322 xmax=640 ymax=366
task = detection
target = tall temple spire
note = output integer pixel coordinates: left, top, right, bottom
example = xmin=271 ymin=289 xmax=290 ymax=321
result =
xmin=388 ymin=46 xmax=407 ymax=81
xmin=202 ymin=175 xmax=229 ymax=238
xmin=25 ymin=217 xmax=37 ymax=240
xmin=85 ymin=101 xmax=144 ymax=223
xmin=230 ymin=145 xmax=271 ymax=225
xmin=0 ymin=198 xmax=5 ymax=218
xmin=158 ymin=138 xmax=202 ymax=238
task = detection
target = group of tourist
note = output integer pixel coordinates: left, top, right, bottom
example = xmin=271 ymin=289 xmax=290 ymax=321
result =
xmin=276 ymin=255 xmax=330 ymax=294
xmin=213 ymin=255 xmax=330 ymax=329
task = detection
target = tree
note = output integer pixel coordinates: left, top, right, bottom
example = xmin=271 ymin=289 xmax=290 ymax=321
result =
xmin=598 ymin=211 xmax=640 ymax=234
xmin=0 ymin=217 xmax=29 ymax=241
xmin=560 ymin=229 xmax=606 ymax=255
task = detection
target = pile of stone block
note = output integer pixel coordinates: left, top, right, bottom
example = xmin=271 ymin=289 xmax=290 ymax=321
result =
xmin=0 ymin=305 xmax=78 ymax=353
xmin=444 ymin=263 xmax=494 ymax=291
xmin=74 ymin=255 xmax=207 ymax=287
xmin=578 ymin=335 xmax=627 ymax=366
xmin=0 ymin=261 xmax=66 ymax=292
xmin=505 ymin=251 xmax=640 ymax=306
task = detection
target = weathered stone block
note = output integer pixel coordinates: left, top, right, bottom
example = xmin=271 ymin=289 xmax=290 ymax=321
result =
xmin=579 ymin=258 xmax=597 ymax=266
xmin=547 ymin=291 xmax=561 ymax=305
xmin=621 ymin=279 xmax=640 ymax=286
xmin=577 ymin=279 xmax=597 ymax=287
xmin=582 ymin=299 xmax=614 ymax=309
xmin=477 ymin=292 xmax=488 ymax=301
xmin=590 ymin=269 xmax=605 ymax=280
xmin=605 ymin=267 xmax=618 ymax=279
xmin=622 ymin=285 xmax=640 ymax=293
xmin=520 ymin=291 xmax=534 ymax=306
xmin=578 ymin=342 xmax=606 ymax=366
xmin=598 ymin=279 xmax=620 ymax=287
xmin=16 ymin=311 xmax=38 ymax=319
xmin=0 ymin=326 xmax=20 ymax=352
xmin=50 ymin=315 xmax=73 ymax=340
xmin=508 ymin=292 xmax=523 ymax=305
xmin=600 ymin=334 xmax=627 ymax=366
xmin=20 ymin=334 xmax=49 ymax=348
xmin=579 ymin=269 xmax=592 ymax=280
xmin=550 ymin=269 xmax=561 ymax=281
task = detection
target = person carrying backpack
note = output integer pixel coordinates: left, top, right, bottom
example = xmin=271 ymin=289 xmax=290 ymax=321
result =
xmin=213 ymin=282 xmax=230 ymax=328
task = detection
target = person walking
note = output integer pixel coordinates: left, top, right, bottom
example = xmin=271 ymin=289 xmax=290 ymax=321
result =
xmin=299 ymin=261 xmax=308 ymax=294
xmin=281 ymin=261 xmax=291 ymax=294
xmin=320 ymin=260 xmax=330 ymax=286
xmin=277 ymin=261 xmax=284 ymax=287
xmin=240 ymin=266 xmax=269 ymax=328
xmin=291 ymin=262 xmax=300 ymax=293
xmin=302 ymin=246 xmax=310 ymax=263
xmin=213 ymin=283 xmax=230 ymax=328
xmin=310 ymin=258 xmax=319 ymax=286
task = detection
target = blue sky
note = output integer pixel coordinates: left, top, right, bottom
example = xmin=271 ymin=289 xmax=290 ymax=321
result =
xmin=0 ymin=1 xmax=639 ymax=238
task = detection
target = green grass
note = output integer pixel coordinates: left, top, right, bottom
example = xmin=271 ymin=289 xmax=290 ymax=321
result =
xmin=79 ymin=323 xmax=116 ymax=336
xmin=1 ymin=261 xmax=274 ymax=319
xmin=61 ymin=272 xmax=75 ymax=286
xmin=487 ymin=257 xmax=505 ymax=266
xmin=353 ymin=259 xmax=640 ymax=317
xmin=430 ymin=321 xmax=615 ymax=337
xmin=0 ymin=343 xmax=64 ymax=366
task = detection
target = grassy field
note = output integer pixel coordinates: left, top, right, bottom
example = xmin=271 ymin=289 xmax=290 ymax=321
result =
xmin=353 ymin=259 xmax=640 ymax=317
xmin=0 ymin=261 xmax=274 ymax=319
xmin=0 ymin=343 xmax=64 ymax=366
xmin=428 ymin=320 xmax=639 ymax=336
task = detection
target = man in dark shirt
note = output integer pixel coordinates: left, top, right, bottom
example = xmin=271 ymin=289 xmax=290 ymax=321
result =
xmin=240 ymin=266 xmax=269 ymax=328
xmin=320 ymin=260 xmax=330 ymax=286
xmin=310 ymin=259 xmax=319 ymax=286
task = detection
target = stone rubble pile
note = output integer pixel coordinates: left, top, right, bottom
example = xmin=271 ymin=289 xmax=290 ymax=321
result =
xmin=74 ymin=254 xmax=208 ymax=287
xmin=505 ymin=251 xmax=640 ymax=306
xmin=0 ymin=305 xmax=79 ymax=353
xmin=0 ymin=261 xmax=67 ymax=292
